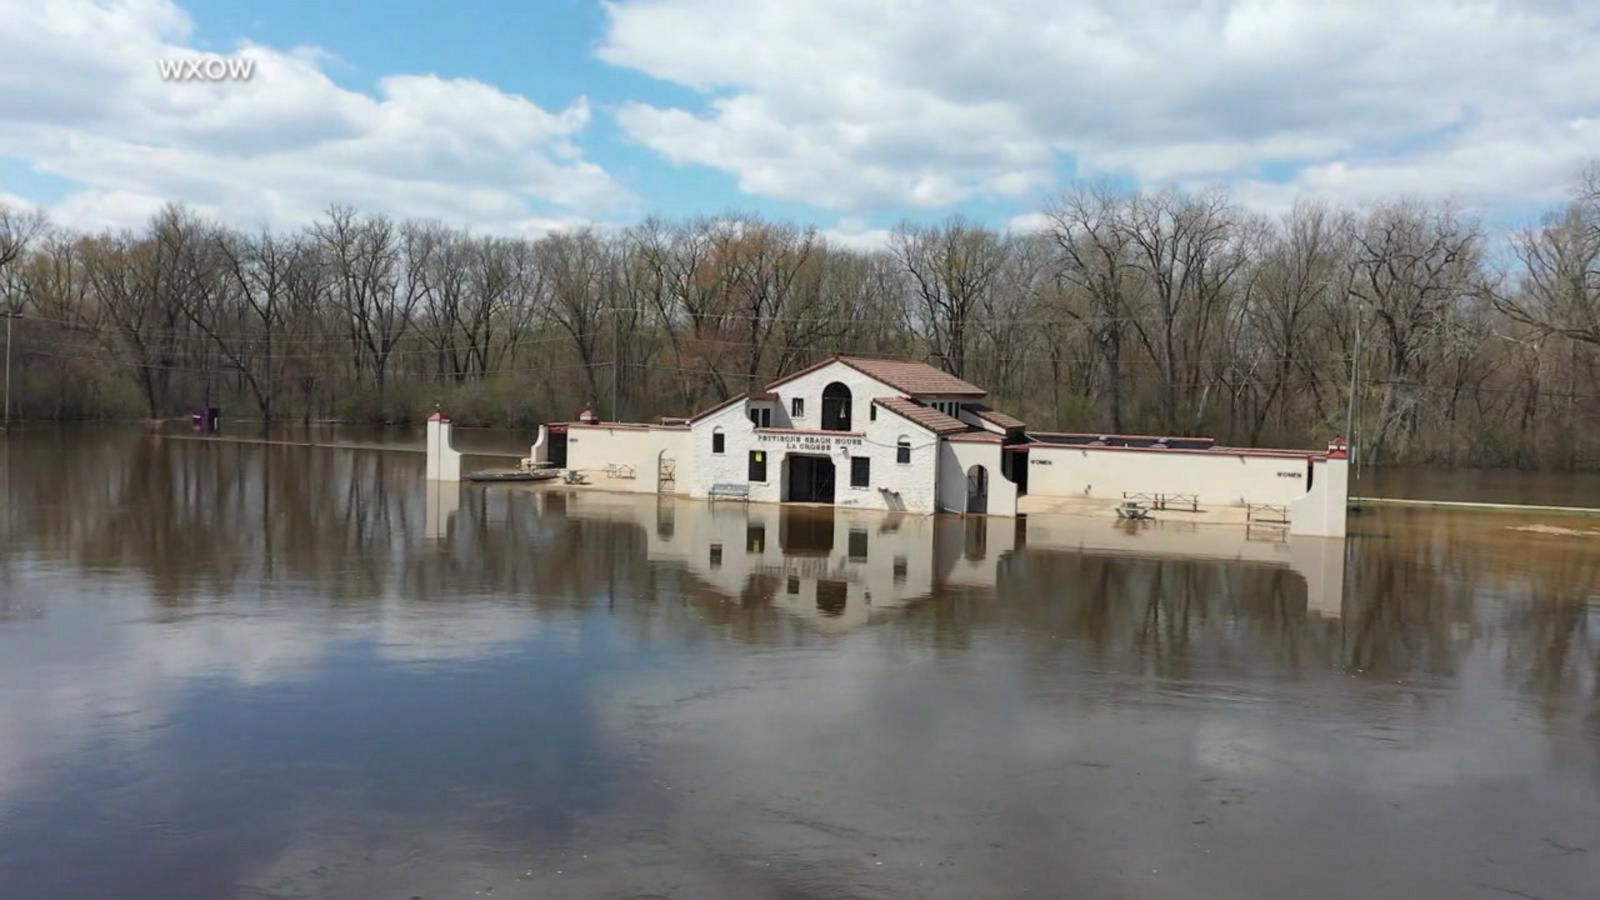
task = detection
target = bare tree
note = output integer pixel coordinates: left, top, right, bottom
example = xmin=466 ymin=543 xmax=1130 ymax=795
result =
xmin=894 ymin=216 xmax=1008 ymax=378
xmin=1048 ymin=185 xmax=1138 ymax=432
xmin=1350 ymin=201 xmax=1483 ymax=462
xmin=537 ymin=228 xmax=614 ymax=407
xmin=0 ymin=203 xmax=48 ymax=311
xmin=1243 ymin=201 xmax=1351 ymax=443
xmin=1498 ymin=173 xmax=1600 ymax=347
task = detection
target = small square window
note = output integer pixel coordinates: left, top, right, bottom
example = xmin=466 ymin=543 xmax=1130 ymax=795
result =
xmin=748 ymin=450 xmax=767 ymax=483
xmin=893 ymin=556 xmax=908 ymax=584
xmin=712 ymin=432 xmax=725 ymax=454
xmin=896 ymin=439 xmax=911 ymax=464
xmin=870 ymin=405 xmax=877 ymax=422
xmin=850 ymin=457 xmax=870 ymax=488
xmin=791 ymin=398 xmax=804 ymax=417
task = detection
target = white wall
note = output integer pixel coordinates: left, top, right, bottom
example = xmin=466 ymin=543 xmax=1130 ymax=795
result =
xmin=1025 ymin=445 xmax=1314 ymax=507
xmin=564 ymin=424 xmax=689 ymax=495
xmin=1290 ymin=457 xmax=1349 ymax=538
xmin=770 ymin=360 xmax=908 ymax=432
xmin=425 ymin=417 xmax=461 ymax=482
xmin=686 ymin=399 xmax=771 ymax=500
xmin=839 ymin=401 xmax=939 ymax=512
xmin=937 ymin=440 xmax=1018 ymax=516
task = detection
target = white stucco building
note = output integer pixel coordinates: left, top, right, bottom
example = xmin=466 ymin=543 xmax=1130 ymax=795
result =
xmin=499 ymin=355 xmax=1349 ymax=537
xmin=536 ymin=356 xmax=1021 ymax=517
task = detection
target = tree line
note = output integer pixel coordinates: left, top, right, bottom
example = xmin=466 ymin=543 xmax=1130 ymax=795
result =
xmin=1 ymin=168 xmax=1598 ymax=467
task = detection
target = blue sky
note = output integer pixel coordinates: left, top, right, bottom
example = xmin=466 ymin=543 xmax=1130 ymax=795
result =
xmin=1 ymin=0 xmax=1597 ymax=243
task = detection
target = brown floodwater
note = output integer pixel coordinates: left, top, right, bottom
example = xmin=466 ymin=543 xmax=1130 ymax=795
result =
xmin=1361 ymin=464 xmax=1600 ymax=507
xmin=1 ymin=429 xmax=1598 ymax=899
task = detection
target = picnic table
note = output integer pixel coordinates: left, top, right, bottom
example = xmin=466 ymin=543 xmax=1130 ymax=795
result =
xmin=1116 ymin=501 xmax=1151 ymax=520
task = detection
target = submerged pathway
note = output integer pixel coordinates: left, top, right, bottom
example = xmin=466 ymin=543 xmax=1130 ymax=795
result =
xmin=1350 ymin=496 xmax=1600 ymax=516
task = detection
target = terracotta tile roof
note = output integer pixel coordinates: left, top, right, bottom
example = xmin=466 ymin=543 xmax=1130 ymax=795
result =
xmin=765 ymin=355 xmax=987 ymax=397
xmin=944 ymin=431 xmax=1003 ymax=443
xmin=838 ymin=357 xmax=986 ymax=397
xmin=873 ymin=397 xmax=968 ymax=435
xmin=969 ymin=404 xmax=1025 ymax=430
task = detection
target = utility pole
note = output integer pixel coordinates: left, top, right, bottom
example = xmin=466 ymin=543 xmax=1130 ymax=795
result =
xmin=2 ymin=310 xmax=17 ymax=432
xmin=611 ymin=305 xmax=621 ymax=421
xmin=1344 ymin=295 xmax=1361 ymax=481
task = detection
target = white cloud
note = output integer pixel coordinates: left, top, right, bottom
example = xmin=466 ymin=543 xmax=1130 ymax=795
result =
xmin=601 ymin=0 xmax=1600 ymax=216
xmin=819 ymin=216 xmax=893 ymax=251
xmin=1005 ymin=211 xmax=1053 ymax=235
xmin=0 ymin=0 xmax=632 ymax=232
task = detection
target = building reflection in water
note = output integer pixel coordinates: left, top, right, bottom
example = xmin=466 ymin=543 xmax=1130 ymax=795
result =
xmin=510 ymin=488 xmax=1347 ymax=631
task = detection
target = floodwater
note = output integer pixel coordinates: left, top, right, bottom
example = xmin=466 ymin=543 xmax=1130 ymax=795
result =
xmin=1363 ymin=465 xmax=1600 ymax=507
xmin=1 ymin=430 xmax=1598 ymax=899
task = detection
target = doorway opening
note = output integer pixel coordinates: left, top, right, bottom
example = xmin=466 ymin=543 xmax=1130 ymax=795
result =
xmin=548 ymin=426 xmax=569 ymax=468
xmin=966 ymin=464 xmax=989 ymax=514
xmin=786 ymin=454 xmax=836 ymax=504
xmin=657 ymin=449 xmax=676 ymax=493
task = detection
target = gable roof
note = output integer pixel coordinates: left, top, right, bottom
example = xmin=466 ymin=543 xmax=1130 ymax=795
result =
xmin=765 ymin=355 xmax=986 ymax=398
xmin=874 ymin=397 xmax=968 ymax=435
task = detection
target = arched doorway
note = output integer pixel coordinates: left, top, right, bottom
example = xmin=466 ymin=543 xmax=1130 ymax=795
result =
xmin=966 ymin=464 xmax=989 ymax=514
xmin=657 ymin=449 xmax=676 ymax=494
xmin=821 ymin=381 xmax=852 ymax=431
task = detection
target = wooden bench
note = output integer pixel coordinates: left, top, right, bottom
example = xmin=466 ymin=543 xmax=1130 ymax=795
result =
xmin=709 ymin=483 xmax=750 ymax=502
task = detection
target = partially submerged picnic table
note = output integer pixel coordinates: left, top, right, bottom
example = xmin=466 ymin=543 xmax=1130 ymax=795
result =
xmin=1116 ymin=501 xmax=1151 ymax=520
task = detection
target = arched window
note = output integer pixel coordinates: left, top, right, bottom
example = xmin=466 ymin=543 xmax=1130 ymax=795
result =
xmin=896 ymin=436 xmax=911 ymax=464
xmin=712 ymin=426 xmax=725 ymax=455
xmin=821 ymin=381 xmax=852 ymax=431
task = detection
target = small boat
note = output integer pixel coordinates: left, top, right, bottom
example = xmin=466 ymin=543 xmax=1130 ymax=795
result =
xmin=466 ymin=468 xmax=561 ymax=483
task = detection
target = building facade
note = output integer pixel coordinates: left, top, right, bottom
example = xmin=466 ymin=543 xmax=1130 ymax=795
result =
xmin=537 ymin=357 xmax=1019 ymax=516
xmin=502 ymin=355 xmax=1348 ymax=536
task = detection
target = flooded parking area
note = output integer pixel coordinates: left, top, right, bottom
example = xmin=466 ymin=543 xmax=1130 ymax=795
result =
xmin=2 ymin=431 xmax=1598 ymax=898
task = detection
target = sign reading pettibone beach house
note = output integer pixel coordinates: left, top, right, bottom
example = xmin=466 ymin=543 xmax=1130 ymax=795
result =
xmin=758 ymin=432 xmax=864 ymax=451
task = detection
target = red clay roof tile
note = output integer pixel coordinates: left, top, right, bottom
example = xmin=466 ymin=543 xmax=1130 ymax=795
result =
xmin=873 ymin=397 xmax=969 ymax=435
xmin=766 ymin=355 xmax=986 ymax=397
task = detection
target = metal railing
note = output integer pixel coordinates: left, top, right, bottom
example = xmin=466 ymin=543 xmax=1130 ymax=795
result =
xmin=1121 ymin=491 xmax=1200 ymax=512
